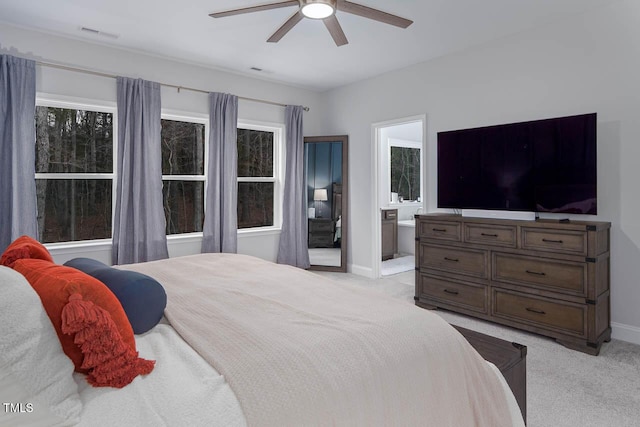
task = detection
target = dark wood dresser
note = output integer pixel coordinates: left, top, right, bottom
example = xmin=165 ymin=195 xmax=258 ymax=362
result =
xmin=453 ymin=325 xmax=527 ymax=424
xmin=415 ymin=214 xmax=611 ymax=355
xmin=308 ymin=218 xmax=334 ymax=248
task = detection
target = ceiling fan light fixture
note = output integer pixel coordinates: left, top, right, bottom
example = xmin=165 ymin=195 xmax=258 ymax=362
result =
xmin=301 ymin=0 xmax=336 ymax=19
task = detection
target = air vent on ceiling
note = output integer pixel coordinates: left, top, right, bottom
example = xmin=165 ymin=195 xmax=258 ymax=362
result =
xmin=80 ymin=26 xmax=119 ymax=39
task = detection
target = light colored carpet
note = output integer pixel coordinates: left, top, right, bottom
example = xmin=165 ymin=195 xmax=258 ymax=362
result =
xmin=381 ymin=255 xmax=414 ymax=276
xmin=312 ymin=270 xmax=640 ymax=427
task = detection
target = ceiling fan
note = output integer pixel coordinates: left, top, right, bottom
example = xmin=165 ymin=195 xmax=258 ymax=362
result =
xmin=209 ymin=0 xmax=413 ymax=47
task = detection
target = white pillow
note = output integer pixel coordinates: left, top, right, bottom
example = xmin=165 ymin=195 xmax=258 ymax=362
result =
xmin=0 ymin=266 xmax=82 ymax=426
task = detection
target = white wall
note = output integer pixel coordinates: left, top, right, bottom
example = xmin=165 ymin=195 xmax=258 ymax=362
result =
xmin=0 ymin=23 xmax=325 ymax=265
xmin=322 ymin=0 xmax=640 ymax=343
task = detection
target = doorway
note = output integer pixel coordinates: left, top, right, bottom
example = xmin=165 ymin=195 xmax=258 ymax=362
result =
xmin=371 ymin=115 xmax=425 ymax=278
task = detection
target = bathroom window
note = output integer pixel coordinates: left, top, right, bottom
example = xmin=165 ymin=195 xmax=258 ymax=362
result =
xmin=389 ymin=139 xmax=422 ymax=203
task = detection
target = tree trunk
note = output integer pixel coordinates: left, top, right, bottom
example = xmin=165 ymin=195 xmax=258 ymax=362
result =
xmin=194 ymin=125 xmax=204 ymax=231
xmin=89 ymin=112 xmax=97 ymax=209
xmin=35 ymin=107 xmax=50 ymax=240
xmin=70 ymin=112 xmax=77 ymax=241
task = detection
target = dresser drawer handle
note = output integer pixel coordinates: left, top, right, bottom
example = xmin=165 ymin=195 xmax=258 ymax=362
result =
xmin=443 ymin=289 xmax=459 ymax=295
xmin=525 ymin=270 xmax=546 ymax=276
xmin=481 ymin=233 xmax=498 ymax=237
xmin=525 ymin=307 xmax=546 ymax=315
xmin=542 ymin=238 xmax=564 ymax=244
xmin=444 ymin=257 xmax=459 ymax=262
xmin=432 ymin=228 xmax=447 ymax=232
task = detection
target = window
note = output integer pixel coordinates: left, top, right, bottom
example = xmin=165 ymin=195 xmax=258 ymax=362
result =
xmin=34 ymin=100 xmax=280 ymax=244
xmin=160 ymin=117 xmax=206 ymax=235
xmin=237 ymin=123 xmax=282 ymax=229
xmin=35 ymin=101 xmax=115 ymax=243
xmin=389 ymin=140 xmax=422 ymax=203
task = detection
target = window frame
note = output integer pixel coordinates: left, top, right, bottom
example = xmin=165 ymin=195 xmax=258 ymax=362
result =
xmin=387 ymin=137 xmax=423 ymax=206
xmin=33 ymin=96 xmax=285 ymax=249
xmin=160 ymin=110 xmax=209 ymax=238
xmin=236 ymin=120 xmax=285 ymax=233
xmin=35 ymin=93 xmax=117 ymax=248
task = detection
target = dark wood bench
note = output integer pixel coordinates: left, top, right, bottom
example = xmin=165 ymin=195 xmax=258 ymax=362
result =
xmin=453 ymin=325 xmax=527 ymax=424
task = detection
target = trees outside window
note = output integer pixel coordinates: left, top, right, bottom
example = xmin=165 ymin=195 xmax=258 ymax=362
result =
xmin=237 ymin=125 xmax=280 ymax=229
xmin=35 ymin=104 xmax=114 ymax=243
xmin=390 ymin=145 xmax=421 ymax=202
xmin=34 ymin=101 xmax=283 ymax=245
xmin=160 ymin=118 xmax=206 ymax=235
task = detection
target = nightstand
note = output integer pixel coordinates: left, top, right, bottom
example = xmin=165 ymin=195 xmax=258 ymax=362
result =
xmin=308 ymin=218 xmax=334 ymax=248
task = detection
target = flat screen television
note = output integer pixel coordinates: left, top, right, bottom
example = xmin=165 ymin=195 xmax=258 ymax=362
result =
xmin=437 ymin=113 xmax=597 ymax=215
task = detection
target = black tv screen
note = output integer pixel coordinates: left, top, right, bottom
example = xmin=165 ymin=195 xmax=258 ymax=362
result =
xmin=437 ymin=113 xmax=597 ymax=214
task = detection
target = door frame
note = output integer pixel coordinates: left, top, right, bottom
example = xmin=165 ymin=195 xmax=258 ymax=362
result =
xmin=370 ymin=114 xmax=426 ymax=278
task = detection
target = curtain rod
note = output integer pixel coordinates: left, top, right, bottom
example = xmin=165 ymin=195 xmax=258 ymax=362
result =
xmin=36 ymin=60 xmax=310 ymax=112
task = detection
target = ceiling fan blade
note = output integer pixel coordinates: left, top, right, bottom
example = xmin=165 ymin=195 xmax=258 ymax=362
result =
xmin=337 ymin=0 xmax=413 ymax=28
xmin=267 ymin=10 xmax=304 ymax=43
xmin=323 ymin=15 xmax=348 ymax=47
xmin=210 ymin=1 xmax=298 ymax=18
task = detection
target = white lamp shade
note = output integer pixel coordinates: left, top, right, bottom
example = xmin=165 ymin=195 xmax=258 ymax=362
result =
xmin=313 ymin=189 xmax=328 ymax=201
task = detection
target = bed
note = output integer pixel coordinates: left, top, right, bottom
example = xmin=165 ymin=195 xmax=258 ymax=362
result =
xmin=333 ymin=182 xmax=342 ymax=243
xmin=1 ymin=253 xmax=525 ymax=427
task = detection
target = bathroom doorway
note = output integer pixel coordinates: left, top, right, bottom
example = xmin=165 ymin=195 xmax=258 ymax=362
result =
xmin=371 ymin=115 xmax=425 ymax=278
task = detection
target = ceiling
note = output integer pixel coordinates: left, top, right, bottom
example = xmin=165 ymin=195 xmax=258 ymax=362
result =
xmin=0 ymin=0 xmax=615 ymax=92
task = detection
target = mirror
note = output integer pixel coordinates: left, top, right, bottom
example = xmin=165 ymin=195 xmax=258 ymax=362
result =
xmin=304 ymin=135 xmax=348 ymax=272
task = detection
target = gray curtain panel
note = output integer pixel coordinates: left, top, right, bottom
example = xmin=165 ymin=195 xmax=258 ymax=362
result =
xmin=277 ymin=105 xmax=310 ymax=268
xmin=0 ymin=55 xmax=38 ymax=251
xmin=202 ymin=92 xmax=238 ymax=253
xmin=112 ymin=77 xmax=169 ymax=264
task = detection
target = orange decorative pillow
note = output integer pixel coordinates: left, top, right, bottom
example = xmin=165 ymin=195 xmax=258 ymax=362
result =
xmin=0 ymin=235 xmax=53 ymax=267
xmin=12 ymin=259 xmax=154 ymax=388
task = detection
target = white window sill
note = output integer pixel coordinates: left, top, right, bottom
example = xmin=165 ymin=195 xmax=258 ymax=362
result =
xmin=238 ymin=226 xmax=282 ymax=236
xmin=44 ymin=239 xmax=112 ymax=252
xmin=387 ymin=201 xmax=423 ymax=207
xmin=44 ymin=227 xmax=283 ymax=252
xmin=166 ymin=232 xmax=204 ymax=244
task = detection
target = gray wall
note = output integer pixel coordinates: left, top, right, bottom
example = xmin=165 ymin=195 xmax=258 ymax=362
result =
xmin=0 ymin=22 xmax=325 ymax=264
xmin=321 ymin=0 xmax=640 ymax=344
xmin=2 ymin=0 xmax=639 ymax=344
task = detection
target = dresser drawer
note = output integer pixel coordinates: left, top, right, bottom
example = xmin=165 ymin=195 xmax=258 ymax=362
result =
xmin=521 ymin=228 xmax=587 ymax=255
xmin=465 ymin=223 xmax=516 ymax=247
xmin=309 ymin=220 xmax=333 ymax=232
xmin=418 ymin=220 xmax=461 ymax=242
xmin=493 ymin=289 xmax=586 ymax=337
xmin=418 ymin=220 xmax=462 ymax=242
xmin=493 ymin=253 xmax=586 ymax=296
xmin=383 ymin=209 xmax=398 ymax=220
xmin=309 ymin=235 xmax=333 ymax=248
xmin=419 ymin=244 xmax=487 ymax=279
xmin=418 ymin=274 xmax=487 ymax=313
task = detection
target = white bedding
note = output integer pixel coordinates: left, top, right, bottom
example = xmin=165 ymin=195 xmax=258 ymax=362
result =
xmin=76 ymin=324 xmax=246 ymax=427
xmin=119 ymin=253 xmax=525 ymax=427
xmin=73 ymin=326 xmax=521 ymax=427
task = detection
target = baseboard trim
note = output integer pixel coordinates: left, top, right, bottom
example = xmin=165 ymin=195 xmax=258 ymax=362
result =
xmin=349 ymin=263 xmax=375 ymax=278
xmin=611 ymin=322 xmax=640 ymax=345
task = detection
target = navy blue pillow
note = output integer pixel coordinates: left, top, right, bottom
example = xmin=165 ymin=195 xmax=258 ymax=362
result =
xmin=64 ymin=258 xmax=167 ymax=334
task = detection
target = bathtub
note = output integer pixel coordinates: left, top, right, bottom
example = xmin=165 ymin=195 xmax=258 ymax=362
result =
xmin=397 ymin=219 xmax=416 ymax=255
xmin=398 ymin=219 xmax=416 ymax=227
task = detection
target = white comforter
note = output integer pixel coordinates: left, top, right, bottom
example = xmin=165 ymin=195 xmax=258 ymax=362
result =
xmin=76 ymin=324 xmax=246 ymax=427
xmin=119 ymin=253 xmax=524 ymax=427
